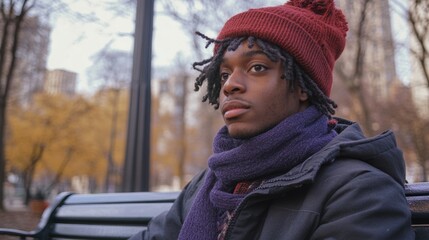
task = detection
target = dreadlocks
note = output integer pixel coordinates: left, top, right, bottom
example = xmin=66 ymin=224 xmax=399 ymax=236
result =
xmin=192 ymin=32 xmax=337 ymax=117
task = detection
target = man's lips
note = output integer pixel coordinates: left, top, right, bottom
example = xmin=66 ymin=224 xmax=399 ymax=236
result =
xmin=221 ymin=100 xmax=250 ymax=119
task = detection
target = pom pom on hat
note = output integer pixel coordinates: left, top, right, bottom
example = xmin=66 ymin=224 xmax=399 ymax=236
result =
xmin=216 ymin=0 xmax=348 ymax=97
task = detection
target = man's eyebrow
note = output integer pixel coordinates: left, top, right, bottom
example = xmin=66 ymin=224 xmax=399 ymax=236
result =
xmin=221 ymin=49 xmax=268 ymax=63
xmin=242 ymin=49 xmax=267 ymax=58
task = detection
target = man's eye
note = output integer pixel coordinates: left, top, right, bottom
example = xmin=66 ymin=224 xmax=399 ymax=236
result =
xmin=220 ymin=72 xmax=229 ymax=84
xmin=250 ymin=64 xmax=267 ymax=73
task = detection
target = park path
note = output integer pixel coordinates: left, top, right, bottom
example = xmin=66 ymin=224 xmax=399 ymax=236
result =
xmin=0 ymin=200 xmax=42 ymax=240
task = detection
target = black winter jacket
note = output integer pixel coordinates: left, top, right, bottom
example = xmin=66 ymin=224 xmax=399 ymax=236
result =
xmin=130 ymin=119 xmax=414 ymax=240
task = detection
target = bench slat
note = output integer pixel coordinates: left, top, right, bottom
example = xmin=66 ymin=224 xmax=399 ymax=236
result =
xmin=64 ymin=192 xmax=179 ymax=204
xmin=51 ymin=224 xmax=146 ymax=239
xmin=406 ymin=182 xmax=429 ymax=197
xmin=55 ymin=202 xmax=173 ymax=223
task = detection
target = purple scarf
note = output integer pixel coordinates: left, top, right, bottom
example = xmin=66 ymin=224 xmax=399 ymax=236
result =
xmin=178 ymin=106 xmax=337 ymax=240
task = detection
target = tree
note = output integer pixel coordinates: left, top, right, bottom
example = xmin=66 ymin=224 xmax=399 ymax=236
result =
xmin=150 ymin=91 xmax=178 ymax=190
xmin=6 ymin=93 xmax=92 ymax=204
xmin=174 ymin=70 xmax=188 ymax=187
xmin=0 ymin=0 xmax=138 ymax=207
xmin=88 ymin=49 xmax=132 ymax=192
xmin=405 ymin=0 xmax=429 ymax=181
xmin=380 ymin=82 xmax=429 ymax=182
xmin=334 ymin=0 xmax=381 ymax=136
xmin=390 ymin=0 xmax=429 ymax=180
xmin=86 ymin=88 xmax=129 ymax=192
xmin=0 ymin=0 xmax=94 ymax=210
xmin=333 ymin=0 xmax=429 ymax=181
xmin=0 ymin=0 xmax=36 ymax=211
xmin=404 ymin=0 xmax=429 ymax=90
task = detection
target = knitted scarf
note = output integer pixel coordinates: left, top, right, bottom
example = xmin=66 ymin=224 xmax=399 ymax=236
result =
xmin=178 ymin=106 xmax=337 ymax=240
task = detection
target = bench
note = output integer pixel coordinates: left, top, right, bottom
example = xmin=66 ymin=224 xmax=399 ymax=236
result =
xmin=0 ymin=191 xmax=179 ymax=239
xmin=0 ymin=182 xmax=429 ymax=239
xmin=406 ymin=182 xmax=429 ymax=240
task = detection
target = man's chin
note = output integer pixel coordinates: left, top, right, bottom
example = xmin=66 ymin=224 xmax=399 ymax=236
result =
xmin=227 ymin=126 xmax=259 ymax=139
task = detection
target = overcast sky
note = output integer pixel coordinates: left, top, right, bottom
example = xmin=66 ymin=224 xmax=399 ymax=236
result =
xmin=46 ymin=1 xmax=410 ymax=93
xmin=46 ymin=1 xmax=191 ymax=93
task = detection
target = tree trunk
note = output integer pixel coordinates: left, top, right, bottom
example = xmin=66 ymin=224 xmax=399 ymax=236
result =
xmin=0 ymin=99 xmax=6 ymax=210
xmin=105 ymin=89 xmax=120 ymax=192
xmin=177 ymin=74 xmax=188 ymax=187
xmin=0 ymin=0 xmax=31 ymax=210
xmin=45 ymin=148 xmax=74 ymax=194
xmin=22 ymin=143 xmax=45 ymax=205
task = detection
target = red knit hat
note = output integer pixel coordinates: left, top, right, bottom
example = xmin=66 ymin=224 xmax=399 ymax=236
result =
xmin=216 ymin=0 xmax=348 ymax=97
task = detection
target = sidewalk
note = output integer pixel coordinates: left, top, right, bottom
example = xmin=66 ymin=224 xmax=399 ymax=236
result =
xmin=0 ymin=198 xmax=41 ymax=240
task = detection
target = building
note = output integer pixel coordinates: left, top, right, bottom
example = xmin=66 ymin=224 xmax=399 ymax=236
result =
xmin=10 ymin=16 xmax=51 ymax=106
xmin=44 ymin=69 xmax=77 ymax=97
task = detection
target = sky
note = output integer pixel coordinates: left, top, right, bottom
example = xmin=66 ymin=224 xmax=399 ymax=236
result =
xmin=46 ymin=1 xmax=191 ymax=93
xmin=46 ymin=1 xmax=410 ymax=93
xmin=389 ymin=0 xmax=411 ymax=85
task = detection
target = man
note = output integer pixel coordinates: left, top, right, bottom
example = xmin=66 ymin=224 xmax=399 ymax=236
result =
xmin=131 ymin=0 xmax=414 ymax=239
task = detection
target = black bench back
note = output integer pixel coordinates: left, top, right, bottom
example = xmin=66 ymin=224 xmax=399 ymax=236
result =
xmin=50 ymin=192 xmax=177 ymax=239
xmin=29 ymin=191 xmax=179 ymax=240
xmin=406 ymin=182 xmax=429 ymax=240
xmin=1 ymin=183 xmax=429 ymax=239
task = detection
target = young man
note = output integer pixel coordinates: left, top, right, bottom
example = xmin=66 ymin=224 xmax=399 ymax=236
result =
xmin=131 ymin=0 xmax=414 ymax=239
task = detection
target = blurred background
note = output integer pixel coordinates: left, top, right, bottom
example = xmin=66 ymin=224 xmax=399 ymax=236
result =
xmin=0 ymin=0 xmax=428 ymax=212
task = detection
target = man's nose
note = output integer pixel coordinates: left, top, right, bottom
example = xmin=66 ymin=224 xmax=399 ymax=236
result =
xmin=222 ymin=70 xmax=245 ymax=96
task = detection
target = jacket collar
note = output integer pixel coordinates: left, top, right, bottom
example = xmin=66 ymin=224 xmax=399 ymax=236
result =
xmin=256 ymin=119 xmax=405 ymax=193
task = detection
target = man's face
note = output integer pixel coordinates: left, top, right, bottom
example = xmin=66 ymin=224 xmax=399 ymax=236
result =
xmin=219 ymin=41 xmax=308 ymax=139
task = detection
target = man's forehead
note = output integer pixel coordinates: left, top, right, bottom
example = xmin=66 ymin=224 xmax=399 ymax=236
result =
xmin=221 ymin=42 xmax=269 ymax=61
